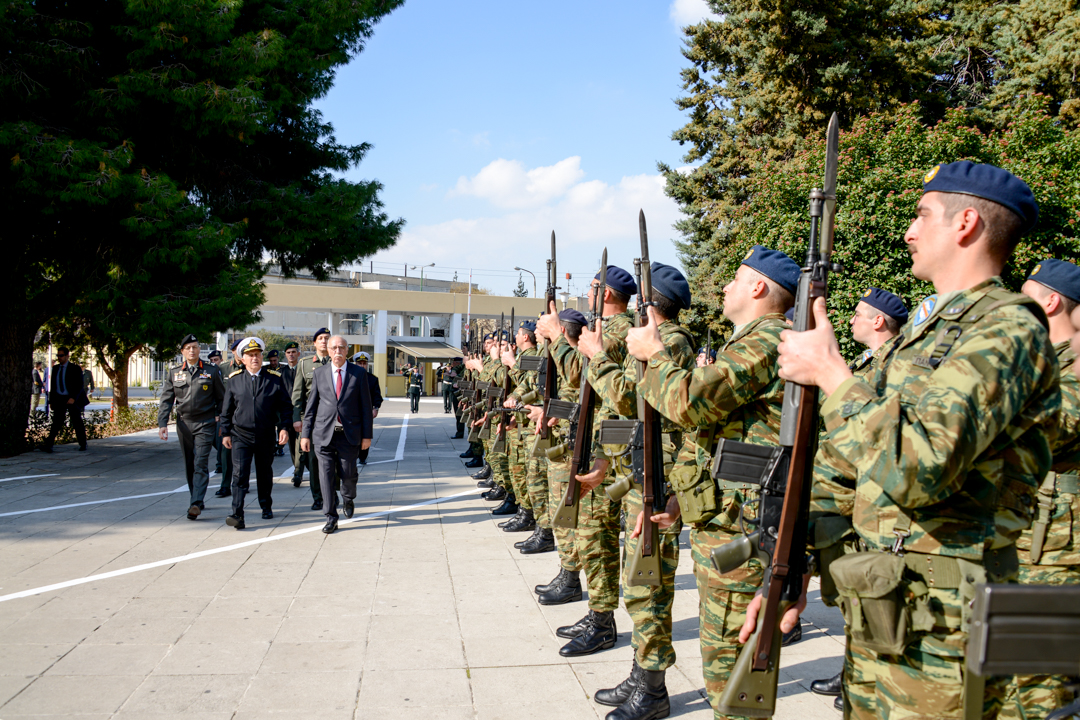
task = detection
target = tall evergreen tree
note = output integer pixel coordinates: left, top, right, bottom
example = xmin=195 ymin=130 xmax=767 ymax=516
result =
xmin=1 ymin=0 xmax=404 ymax=452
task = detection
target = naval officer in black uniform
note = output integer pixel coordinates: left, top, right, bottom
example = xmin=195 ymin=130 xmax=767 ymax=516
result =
xmin=220 ymin=337 xmax=293 ymax=529
xmin=158 ymin=334 xmax=226 ymax=520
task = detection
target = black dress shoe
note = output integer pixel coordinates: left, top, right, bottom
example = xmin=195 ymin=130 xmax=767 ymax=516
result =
xmin=606 ymin=669 xmax=669 ymax=720
xmin=491 ymin=497 xmax=517 ymax=515
xmin=519 ymin=528 xmax=555 ymax=554
xmin=323 ymin=517 xmax=338 ymax=534
xmin=262 ymin=510 xmax=274 ymax=520
xmin=810 ymin=671 xmax=843 ymax=696
xmin=187 ymin=504 xmax=201 ymax=521
xmin=539 ymin=570 xmax=582 ymax=605
xmin=595 ymin=660 xmax=643 ymax=707
xmin=834 ymin=696 xmax=843 ymax=712
xmin=480 ymin=485 xmax=504 ymax=501
xmin=226 ymin=514 xmax=245 ymax=530
xmin=476 ymin=477 xmax=496 ymax=489
xmin=464 ymin=457 xmax=484 ymax=469
xmin=516 ymin=528 xmax=541 ymax=549
xmin=781 ymin=619 xmax=803 ymax=646
xmin=78 ymin=445 xmax=87 ymax=451
xmin=292 ymin=476 xmax=303 ymax=488
xmin=459 ymin=448 xmax=475 ymax=458
xmin=559 ymin=610 xmax=616 ymax=656
xmin=472 ymin=465 xmax=493 ymax=480
xmin=215 ymin=489 xmax=231 ymax=498
xmin=343 ymin=499 xmax=354 ymax=518
xmin=535 ymin=567 xmax=570 ymax=594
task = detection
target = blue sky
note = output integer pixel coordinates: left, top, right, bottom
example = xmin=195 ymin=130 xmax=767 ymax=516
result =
xmin=316 ymin=0 xmax=717 ymax=297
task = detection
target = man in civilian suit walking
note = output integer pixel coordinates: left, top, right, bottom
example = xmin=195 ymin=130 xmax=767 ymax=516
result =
xmin=301 ymin=335 xmax=373 ymax=534
xmin=42 ymin=346 xmax=89 ymax=452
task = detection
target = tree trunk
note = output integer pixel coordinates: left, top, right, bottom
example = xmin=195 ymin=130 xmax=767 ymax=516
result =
xmin=94 ymin=344 xmax=140 ymax=410
xmin=0 ymin=319 xmax=39 ymax=456
xmin=112 ymin=362 xmax=130 ymax=410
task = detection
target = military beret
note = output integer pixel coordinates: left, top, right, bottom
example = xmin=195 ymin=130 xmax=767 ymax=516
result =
xmin=284 ymin=341 xmax=299 ymax=350
xmin=740 ymin=245 xmax=801 ymax=295
xmin=922 ymin=161 xmax=1038 ymax=234
xmin=484 ymin=332 xmax=494 ymax=341
xmin=312 ymin=327 xmax=331 ymax=342
xmin=650 ymin=262 xmax=691 ymax=310
xmin=230 ymin=338 xmax=243 ymax=351
xmin=1029 ymin=259 xmax=1080 ymax=303
xmin=266 ymin=349 xmax=279 ymax=359
xmin=519 ymin=320 xmax=537 ymax=333
xmin=784 ymin=307 xmax=795 ymax=322
xmin=595 ymin=265 xmax=637 ymax=297
xmin=180 ymin=333 xmax=198 ymax=348
xmin=860 ymin=287 xmax=909 ymax=325
xmin=240 ymin=337 xmax=265 ymax=354
xmin=697 ymin=347 xmax=717 ymax=360
xmin=207 ymin=349 xmax=222 ymax=360
xmin=559 ymin=308 xmax=587 ymax=326
xmin=453 ymin=356 xmax=463 ymax=361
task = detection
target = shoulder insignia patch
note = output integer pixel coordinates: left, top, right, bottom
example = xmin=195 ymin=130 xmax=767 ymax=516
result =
xmin=228 ymin=369 xmax=243 ymax=378
xmin=266 ymin=369 xmax=281 ymax=377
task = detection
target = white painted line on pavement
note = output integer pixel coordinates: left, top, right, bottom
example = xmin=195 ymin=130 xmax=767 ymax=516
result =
xmin=0 ymin=486 xmax=189 ymax=518
xmin=364 ymin=415 xmax=409 ymax=466
xmin=0 ymin=485 xmax=482 ymax=603
xmin=0 ymin=473 xmax=60 ymax=484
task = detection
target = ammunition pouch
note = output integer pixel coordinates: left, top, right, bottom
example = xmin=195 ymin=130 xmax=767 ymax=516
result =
xmin=519 ymin=390 xmax=539 ymax=405
xmin=546 ymin=442 xmax=568 ymax=462
xmin=831 ymin=552 xmax=919 ymax=655
xmin=668 ymin=462 xmax=716 ymax=526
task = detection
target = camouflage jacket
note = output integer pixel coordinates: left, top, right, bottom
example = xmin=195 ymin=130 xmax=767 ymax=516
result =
xmin=586 ymin=311 xmax=634 ymax=460
xmin=849 ymin=333 xmax=903 ymax=379
xmin=1018 ymin=343 xmax=1080 ymax=566
xmin=638 ymin=313 xmax=787 ymax=531
xmin=817 ymin=278 xmax=1059 ymax=563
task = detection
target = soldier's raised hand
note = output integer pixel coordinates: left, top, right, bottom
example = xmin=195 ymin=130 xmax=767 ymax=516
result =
xmin=627 ymin=306 xmax=665 ymax=361
xmin=777 ymin=297 xmax=850 ymax=395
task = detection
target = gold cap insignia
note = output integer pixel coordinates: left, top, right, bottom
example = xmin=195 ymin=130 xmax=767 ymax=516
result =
xmin=863 ymin=289 xmax=872 ymax=297
xmin=924 ymin=165 xmax=940 ymax=184
xmin=1031 ymin=263 xmax=1042 ymax=276
xmin=744 ymin=248 xmax=754 ymax=259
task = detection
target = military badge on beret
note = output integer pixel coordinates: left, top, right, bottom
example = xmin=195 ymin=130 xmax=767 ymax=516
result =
xmin=1031 ymin=264 xmax=1042 ymax=276
xmin=924 ymin=165 xmax=940 ymax=184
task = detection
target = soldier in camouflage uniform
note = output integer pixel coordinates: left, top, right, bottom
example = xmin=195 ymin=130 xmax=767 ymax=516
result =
xmin=628 ymin=246 xmax=799 ymax=719
xmin=478 ymin=333 xmax=515 ymax=513
xmin=996 ymin=260 xmax=1080 ymax=719
xmin=531 ymin=309 xmax=589 ymax=602
xmin=810 ymin=287 xmax=909 ymax=708
xmin=552 ymin=265 xmax=637 ymax=658
xmin=583 ymin=263 xmax=696 ymax=720
xmin=772 ymin=162 xmax=1059 ymax=720
xmin=499 ymin=320 xmax=541 ymax=534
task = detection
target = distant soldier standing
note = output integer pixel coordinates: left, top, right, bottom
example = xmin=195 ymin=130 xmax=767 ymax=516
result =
xmin=292 ymin=328 xmax=333 ymax=508
xmin=158 ymin=334 xmax=225 ymax=520
xmin=279 ymin=342 xmax=301 ymax=470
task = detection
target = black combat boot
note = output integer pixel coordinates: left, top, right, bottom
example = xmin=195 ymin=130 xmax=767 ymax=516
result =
xmin=595 ymin=660 xmax=643 ymax=707
xmin=810 ymin=671 xmax=842 ymax=696
xmin=459 ymin=447 xmax=475 ymax=458
xmin=606 ymin=669 xmax=669 ymax=720
xmin=481 ymin=485 xmax=506 ymax=501
xmin=534 ymin=567 xmax=569 ymax=594
xmin=516 ymin=528 xmax=541 ymax=549
xmin=503 ymin=508 xmax=535 ymax=532
xmin=558 ymin=610 xmax=617 ymax=656
xmin=465 ymin=457 xmax=485 ymax=469
xmin=781 ymin=619 xmax=803 ymax=646
xmin=472 ymin=464 xmax=492 ymax=479
xmin=491 ymin=493 xmax=517 ymax=515
xmin=519 ymin=527 xmax=555 ymax=554
xmin=477 ymin=477 xmax=496 ymax=489
xmin=498 ymin=508 xmax=524 ymax=529
xmin=834 ymin=696 xmax=843 ymax=712
xmin=538 ymin=570 xmax=582 ymax=605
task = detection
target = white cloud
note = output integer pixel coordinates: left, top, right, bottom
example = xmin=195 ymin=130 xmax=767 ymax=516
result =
xmin=365 ymin=157 xmax=687 ymax=296
xmin=669 ymin=0 xmax=718 ymax=27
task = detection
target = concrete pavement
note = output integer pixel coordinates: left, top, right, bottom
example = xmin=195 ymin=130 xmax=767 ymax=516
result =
xmin=0 ymin=404 xmax=845 ymax=719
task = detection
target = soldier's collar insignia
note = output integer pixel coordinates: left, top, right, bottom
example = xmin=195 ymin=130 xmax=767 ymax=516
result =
xmin=924 ymin=164 xmax=940 ymax=184
xmin=912 ymin=294 xmax=937 ymax=326
xmin=942 ymin=301 xmax=972 ymax=318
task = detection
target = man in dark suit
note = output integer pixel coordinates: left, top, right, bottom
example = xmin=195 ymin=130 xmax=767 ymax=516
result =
xmin=42 ymin=346 xmax=89 ymax=452
xmin=301 ymin=335 xmax=373 ymax=534
xmin=220 ymin=337 xmax=292 ymax=529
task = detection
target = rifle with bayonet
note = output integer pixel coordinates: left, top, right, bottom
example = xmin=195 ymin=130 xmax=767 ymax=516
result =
xmin=712 ymin=113 xmax=841 ymax=718
xmin=492 ymin=308 xmax=515 ymax=454
xmin=552 ymin=250 xmax=606 ymax=530
xmin=479 ymin=312 xmax=505 ymax=442
xmin=601 ymin=211 xmax=665 ymax=586
xmin=523 ymin=232 xmax=559 ymax=458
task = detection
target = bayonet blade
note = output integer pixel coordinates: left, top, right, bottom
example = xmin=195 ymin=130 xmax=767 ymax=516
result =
xmin=638 ymin=209 xmax=650 ymax=265
xmin=821 ymin=112 xmax=840 ymax=256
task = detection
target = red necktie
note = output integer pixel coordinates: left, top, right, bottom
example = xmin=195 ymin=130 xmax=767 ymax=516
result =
xmin=335 ymin=369 xmax=343 ymax=425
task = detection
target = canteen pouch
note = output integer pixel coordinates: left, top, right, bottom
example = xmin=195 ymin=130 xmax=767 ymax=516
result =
xmin=830 ymin=552 xmax=912 ymax=655
xmin=668 ymin=463 xmax=717 ymax=526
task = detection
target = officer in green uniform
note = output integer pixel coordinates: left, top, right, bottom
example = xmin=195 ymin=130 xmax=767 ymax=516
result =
xmin=585 ymin=263 xmax=697 ymax=720
xmin=292 ymin=328 xmax=333 ymax=510
xmin=158 ymin=334 xmax=226 ymax=520
xmin=629 ymin=246 xmax=799 ymax=719
xmin=278 ymin=342 xmax=302 ymax=477
xmin=771 ymin=162 xmax=1058 ymax=720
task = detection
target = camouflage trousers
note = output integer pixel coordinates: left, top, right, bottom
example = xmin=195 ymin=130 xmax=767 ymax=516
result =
xmin=508 ymin=433 xmax=530 ymax=510
xmin=842 ymin=587 xmax=1012 ymax=720
xmin=576 ymin=480 xmax=621 ymax=613
xmin=995 ymin=564 xmax=1080 ymax=720
xmin=548 ymin=459 xmax=581 ymax=572
xmin=525 ymin=441 xmax=550 ymax=528
xmin=481 ymin=436 xmax=510 ymax=491
xmin=622 ymin=488 xmax=680 ymax=671
xmin=691 ymin=525 xmax=765 ymax=719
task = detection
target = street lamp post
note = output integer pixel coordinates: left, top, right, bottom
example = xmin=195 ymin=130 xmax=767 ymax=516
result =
xmin=514 ymin=266 xmax=537 ymax=297
xmin=410 ymin=263 xmax=435 ymax=336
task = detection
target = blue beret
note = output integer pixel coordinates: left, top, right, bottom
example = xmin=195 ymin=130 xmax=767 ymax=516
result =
xmin=859 ymin=287 xmax=909 ymax=325
xmin=651 ymin=262 xmax=691 ymax=310
xmin=740 ymin=245 xmax=801 ymax=295
xmin=312 ymin=327 xmax=330 ymax=342
xmin=207 ymin=349 xmax=222 ymax=359
xmin=229 ymin=338 xmax=243 ymax=351
xmin=559 ymin=308 xmax=587 ymax=325
xmin=519 ymin=320 xmax=537 ymax=333
xmin=784 ymin=307 xmax=795 ymax=322
xmin=483 ymin=333 xmax=493 ymax=341
xmin=696 ymin=347 xmax=717 ymax=360
xmin=922 ymin=161 xmax=1038 ymax=234
xmin=266 ymin=349 xmax=279 ymax=359
xmin=1029 ymin=259 xmax=1080 ymax=303
xmin=596 ymin=265 xmax=637 ymax=297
